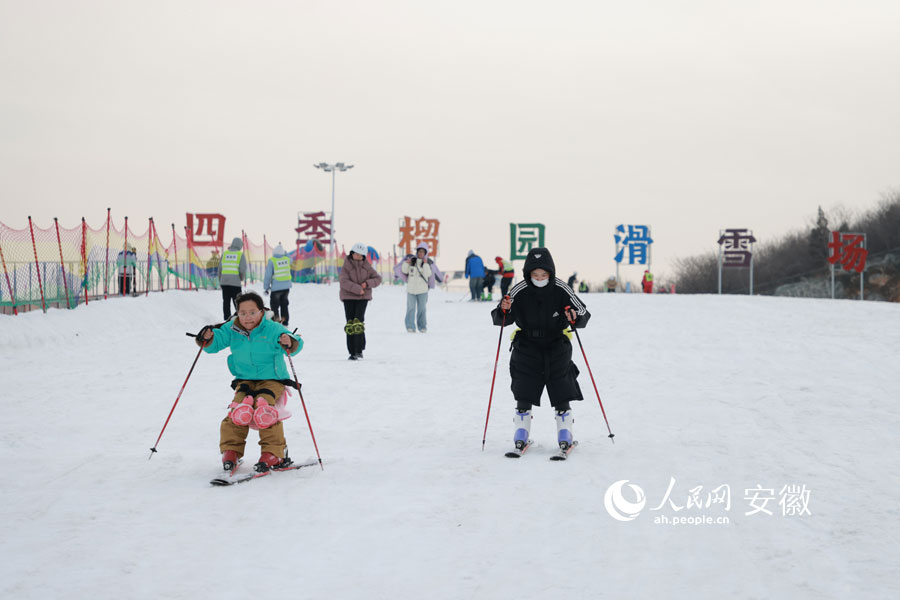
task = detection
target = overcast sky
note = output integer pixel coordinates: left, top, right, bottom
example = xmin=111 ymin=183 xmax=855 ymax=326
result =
xmin=2 ymin=0 xmax=898 ymax=285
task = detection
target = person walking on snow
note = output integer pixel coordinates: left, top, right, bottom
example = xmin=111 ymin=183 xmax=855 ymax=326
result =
xmin=339 ymin=243 xmax=382 ymax=360
xmin=465 ymin=250 xmax=485 ymax=301
xmin=495 ymin=256 xmax=515 ymax=297
xmin=491 ymin=247 xmax=591 ymax=453
xmin=264 ymin=244 xmax=292 ymax=327
xmin=401 ymin=242 xmax=433 ymax=332
xmin=220 ymin=237 xmax=247 ymax=320
xmin=394 ymin=241 xmax=444 ymax=297
xmin=196 ymin=291 xmax=303 ymax=473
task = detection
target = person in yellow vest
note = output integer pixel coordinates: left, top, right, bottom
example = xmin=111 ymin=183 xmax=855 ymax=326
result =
xmin=642 ymin=269 xmax=654 ymax=294
xmin=220 ymin=237 xmax=247 ymax=319
xmin=264 ymin=244 xmax=293 ymax=327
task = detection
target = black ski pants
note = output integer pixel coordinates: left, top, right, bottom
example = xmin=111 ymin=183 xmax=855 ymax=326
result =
xmin=270 ymin=290 xmax=290 ymax=326
xmin=509 ymin=334 xmax=582 ymax=410
xmin=343 ymin=299 xmax=368 ymax=356
xmin=119 ymin=274 xmax=133 ymax=295
xmin=222 ymin=285 xmax=241 ymax=320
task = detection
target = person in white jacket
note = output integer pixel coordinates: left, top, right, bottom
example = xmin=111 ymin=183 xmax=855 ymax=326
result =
xmin=401 ymin=242 xmax=433 ymax=332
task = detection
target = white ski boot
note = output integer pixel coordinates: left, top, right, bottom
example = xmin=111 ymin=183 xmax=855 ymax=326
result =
xmin=555 ymin=410 xmax=574 ymax=451
xmin=513 ymin=410 xmax=532 ymax=450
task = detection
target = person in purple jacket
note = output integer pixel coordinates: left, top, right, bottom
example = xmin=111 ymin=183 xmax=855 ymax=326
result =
xmin=339 ymin=243 xmax=382 ymax=360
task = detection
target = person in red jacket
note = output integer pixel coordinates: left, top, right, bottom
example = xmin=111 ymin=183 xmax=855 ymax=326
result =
xmin=642 ymin=270 xmax=654 ymax=294
xmin=495 ymin=256 xmax=515 ymax=296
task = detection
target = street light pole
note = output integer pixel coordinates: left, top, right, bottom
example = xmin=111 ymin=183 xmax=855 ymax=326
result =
xmin=314 ymin=162 xmax=354 ymax=279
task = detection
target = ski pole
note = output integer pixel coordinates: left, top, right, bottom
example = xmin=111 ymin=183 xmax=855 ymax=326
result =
xmin=482 ymin=296 xmax=509 ymax=450
xmin=149 ymin=338 xmax=204 ymax=459
xmin=285 ymin=330 xmax=324 ymax=470
xmin=565 ymin=306 xmax=615 ymax=444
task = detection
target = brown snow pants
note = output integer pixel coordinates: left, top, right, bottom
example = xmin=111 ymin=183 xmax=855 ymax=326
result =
xmin=219 ymin=380 xmax=287 ymax=458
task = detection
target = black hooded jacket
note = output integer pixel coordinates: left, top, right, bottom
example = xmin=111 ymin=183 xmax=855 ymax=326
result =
xmin=490 ymin=247 xmax=590 ymax=335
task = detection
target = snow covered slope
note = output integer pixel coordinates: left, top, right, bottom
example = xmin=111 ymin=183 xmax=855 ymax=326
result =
xmin=1 ymin=285 xmax=898 ymax=599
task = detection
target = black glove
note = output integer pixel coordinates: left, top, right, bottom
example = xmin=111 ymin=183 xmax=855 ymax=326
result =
xmin=196 ymin=325 xmax=214 ymax=348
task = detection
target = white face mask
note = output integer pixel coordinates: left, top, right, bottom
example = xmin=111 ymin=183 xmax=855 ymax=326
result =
xmin=531 ymin=277 xmax=550 ymax=288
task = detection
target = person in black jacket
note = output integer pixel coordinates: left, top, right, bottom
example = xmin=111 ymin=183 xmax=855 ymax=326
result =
xmin=491 ymin=247 xmax=590 ymax=452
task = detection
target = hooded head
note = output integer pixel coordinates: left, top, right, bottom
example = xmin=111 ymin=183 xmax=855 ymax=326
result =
xmin=495 ymin=256 xmax=503 ymax=264
xmin=274 ymin=244 xmax=285 ymax=257
xmin=467 ymin=250 xmax=474 ymax=257
xmin=416 ymin=242 xmax=429 ymax=258
xmin=229 ymin=237 xmax=243 ymax=251
xmin=522 ymin=247 xmax=555 ymax=281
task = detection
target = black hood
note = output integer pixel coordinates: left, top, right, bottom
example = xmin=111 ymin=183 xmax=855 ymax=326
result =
xmin=522 ymin=247 xmax=555 ymax=279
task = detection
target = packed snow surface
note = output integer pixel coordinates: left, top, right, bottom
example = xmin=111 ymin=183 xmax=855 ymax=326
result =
xmin=1 ymin=284 xmax=898 ymax=599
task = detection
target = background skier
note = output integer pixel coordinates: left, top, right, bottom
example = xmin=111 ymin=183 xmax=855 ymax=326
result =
xmin=483 ymin=267 xmax=497 ymax=301
xmin=401 ymin=242 xmax=433 ymax=332
xmin=495 ymin=255 xmax=515 ymax=297
xmin=220 ymin=237 xmax=247 ymax=319
xmin=465 ymin=250 xmax=485 ymax=301
xmin=339 ymin=243 xmax=382 ymax=360
xmin=264 ymin=243 xmax=292 ymax=327
xmin=116 ymin=245 xmax=137 ymax=295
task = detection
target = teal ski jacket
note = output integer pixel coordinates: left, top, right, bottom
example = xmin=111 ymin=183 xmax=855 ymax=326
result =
xmin=203 ymin=316 xmax=302 ymax=380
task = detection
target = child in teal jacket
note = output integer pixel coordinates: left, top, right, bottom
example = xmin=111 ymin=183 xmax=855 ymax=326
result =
xmin=197 ymin=291 xmax=302 ymax=472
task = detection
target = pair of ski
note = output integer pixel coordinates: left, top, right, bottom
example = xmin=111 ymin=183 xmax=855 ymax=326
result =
xmin=210 ymin=459 xmax=318 ymax=486
xmin=505 ymin=440 xmax=578 ymax=461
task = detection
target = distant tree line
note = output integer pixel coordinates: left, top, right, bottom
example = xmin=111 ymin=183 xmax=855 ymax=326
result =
xmin=672 ymin=191 xmax=900 ymax=300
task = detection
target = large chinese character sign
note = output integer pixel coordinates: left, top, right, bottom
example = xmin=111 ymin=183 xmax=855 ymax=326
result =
xmin=827 ymin=232 xmax=867 ymax=273
xmin=827 ymin=232 xmax=867 ymax=300
xmin=186 ymin=213 xmax=226 ymax=247
xmin=399 ymin=216 xmax=441 ymax=256
xmin=296 ymin=211 xmax=332 ymax=243
xmin=717 ymin=228 xmax=756 ymax=295
xmin=510 ymin=223 xmax=545 ymax=261
xmin=614 ymin=225 xmax=653 ymax=265
xmin=717 ymin=229 xmax=756 ymax=267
